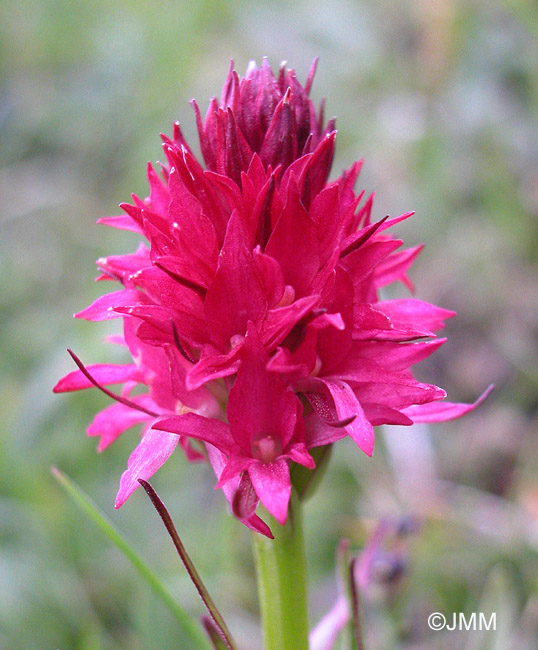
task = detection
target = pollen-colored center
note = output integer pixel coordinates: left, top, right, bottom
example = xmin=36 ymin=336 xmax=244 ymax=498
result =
xmin=251 ymin=435 xmax=282 ymax=463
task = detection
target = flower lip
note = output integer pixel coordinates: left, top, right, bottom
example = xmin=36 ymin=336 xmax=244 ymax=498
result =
xmin=251 ymin=435 xmax=283 ymax=463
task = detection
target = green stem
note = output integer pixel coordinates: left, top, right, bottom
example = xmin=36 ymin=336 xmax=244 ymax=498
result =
xmin=252 ymin=490 xmax=309 ymax=650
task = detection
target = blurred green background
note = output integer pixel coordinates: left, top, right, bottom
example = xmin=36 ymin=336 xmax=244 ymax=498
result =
xmin=1 ymin=0 xmax=537 ymax=648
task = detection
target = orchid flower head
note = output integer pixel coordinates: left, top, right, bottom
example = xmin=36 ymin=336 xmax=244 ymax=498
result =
xmin=54 ymin=58 xmax=491 ymax=535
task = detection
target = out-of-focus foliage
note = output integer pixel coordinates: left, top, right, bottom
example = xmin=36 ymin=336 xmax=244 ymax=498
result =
xmin=1 ymin=1 xmax=537 ymax=648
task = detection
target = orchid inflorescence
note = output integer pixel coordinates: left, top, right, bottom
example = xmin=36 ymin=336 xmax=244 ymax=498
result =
xmin=54 ymin=58 xmax=490 ymax=538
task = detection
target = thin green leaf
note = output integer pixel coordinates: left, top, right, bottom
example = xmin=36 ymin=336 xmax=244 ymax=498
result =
xmin=51 ymin=467 xmax=210 ymax=650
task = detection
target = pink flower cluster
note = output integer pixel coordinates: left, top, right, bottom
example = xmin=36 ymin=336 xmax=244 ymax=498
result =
xmin=55 ymin=59 xmax=489 ymax=536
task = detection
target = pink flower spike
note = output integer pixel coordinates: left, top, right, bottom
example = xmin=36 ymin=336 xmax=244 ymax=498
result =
xmin=55 ymin=58 xmax=489 ymax=531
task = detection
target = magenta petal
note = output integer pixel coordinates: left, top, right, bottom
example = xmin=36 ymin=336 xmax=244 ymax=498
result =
xmin=346 ymin=339 xmax=446 ymax=371
xmin=215 ymin=453 xmax=254 ymax=488
xmin=262 ymin=294 xmax=320 ymax=349
xmin=401 ymin=384 xmax=494 ymax=423
xmin=253 ymin=247 xmax=285 ymax=307
xmin=286 ymin=442 xmax=316 ymax=469
xmin=325 ymin=358 xmax=424 ymax=387
xmin=204 ymin=210 xmax=267 ymax=347
xmin=231 ymin=471 xmax=259 ymax=520
xmin=361 ymin=403 xmax=413 ymax=426
xmin=75 ymin=290 xmax=142 ymax=321
xmin=97 ymin=214 xmax=144 ymax=234
xmin=53 ymin=363 xmax=139 ymax=392
xmin=303 ymin=131 xmax=336 ymax=202
xmin=241 ymin=512 xmax=273 ymax=537
xmin=97 ymin=244 xmax=151 ymax=286
xmin=104 ymin=334 xmax=126 ymax=346
xmin=249 ymin=459 xmax=291 ymax=525
xmin=115 ymin=304 xmax=197 ymax=336
xmin=352 ymin=302 xmax=439 ymax=341
xmin=206 ymin=444 xmax=273 ymax=538
xmin=352 ymin=303 xmax=393 ymax=333
xmin=304 ymin=378 xmax=375 ymax=456
xmin=315 ymin=266 xmax=353 ymax=371
xmin=153 ymin=412 xmax=234 ymax=451
xmin=375 ymin=211 xmax=415 ymax=233
xmin=186 ymin=343 xmax=243 ymax=390
xmin=88 ymin=400 xmax=152 ymax=451
xmin=227 ymin=324 xmax=299 ymax=452
xmin=354 ymin=380 xmax=446 ymax=410
xmin=266 ymin=344 xmax=313 ymax=383
xmin=339 ymin=214 xmax=388 ymax=257
xmin=115 ymin=428 xmax=179 ymax=508
xmin=146 ymin=162 xmax=170 ymax=215
xmin=374 ymin=299 xmax=456 ymax=332
xmin=309 ymin=312 xmax=345 ymax=331
xmin=265 ymin=179 xmax=320 ymax=296
xmin=168 ymin=167 xmax=219 ymax=284
xmin=132 ymin=266 xmax=203 ymax=316
xmin=373 ymin=244 xmax=423 ymax=289
xmin=152 ymin=254 xmax=210 ymax=294
xmin=259 ymin=91 xmax=298 ymax=169
xmin=309 ymin=184 xmax=344 ymax=264
xmin=342 ymin=239 xmax=403 ymax=285
xmin=304 ymin=413 xmax=349 ymax=448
